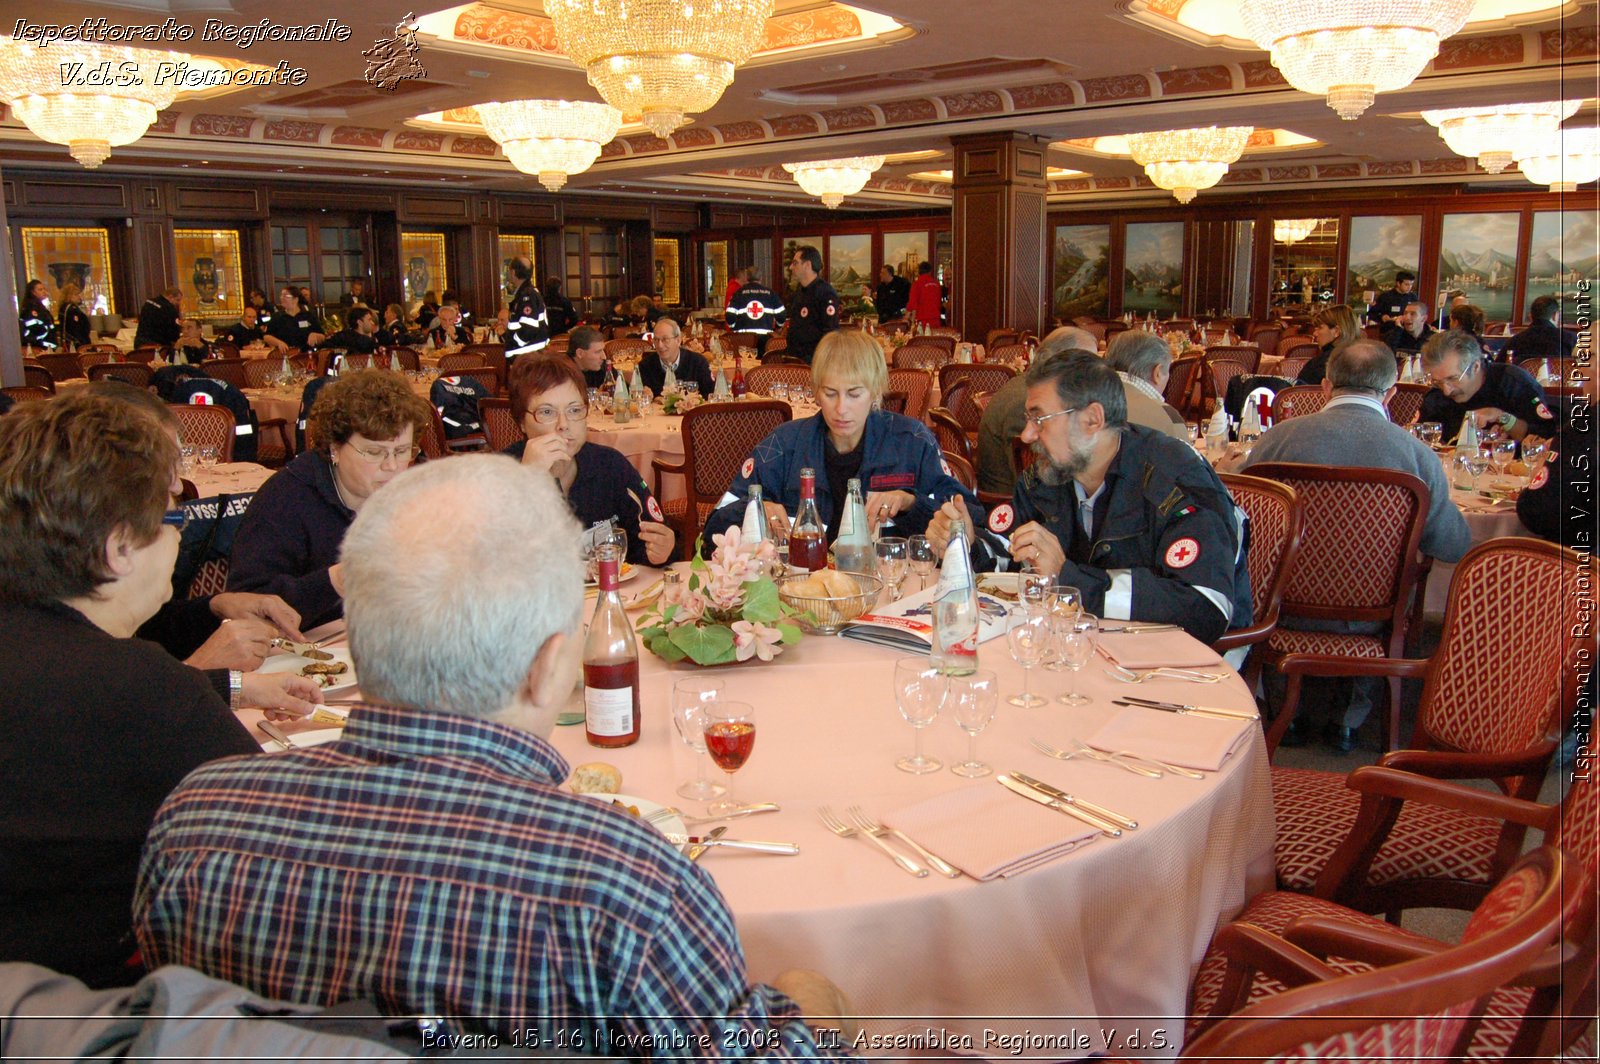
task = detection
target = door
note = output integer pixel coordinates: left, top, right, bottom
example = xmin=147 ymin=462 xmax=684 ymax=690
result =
xmin=270 ymin=218 xmax=369 ymax=316
xmin=563 ymin=225 xmax=624 ymax=318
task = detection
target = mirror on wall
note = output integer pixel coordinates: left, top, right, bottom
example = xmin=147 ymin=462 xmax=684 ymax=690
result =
xmin=1269 ymin=217 xmax=1340 ymax=310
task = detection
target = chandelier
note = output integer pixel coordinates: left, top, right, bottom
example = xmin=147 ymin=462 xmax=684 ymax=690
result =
xmin=1515 ymin=126 xmax=1600 ymax=192
xmin=1126 ymin=126 xmax=1252 ymax=204
xmin=1273 ymin=218 xmax=1320 ymax=245
xmin=0 ymin=37 xmax=183 ymax=168
xmin=1239 ymin=0 xmax=1473 ymax=120
xmin=1422 ymin=101 xmax=1582 ymax=173
xmin=543 ymin=0 xmax=774 ymax=139
xmin=782 ymin=156 xmax=886 ymax=208
xmin=475 ymin=99 xmax=622 ymax=191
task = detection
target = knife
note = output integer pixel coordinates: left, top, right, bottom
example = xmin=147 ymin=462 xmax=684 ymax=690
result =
xmin=1096 ymin=623 xmax=1181 ymax=634
xmin=996 ymin=774 xmax=1122 ymax=837
xmin=1115 ymin=696 xmax=1260 ymax=721
xmin=684 ymin=825 xmax=726 ymax=862
xmin=665 ymin=833 xmax=799 ymax=855
xmin=257 ymin=720 xmax=297 ymax=750
xmin=1010 ymin=772 xmax=1138 ymax=830
xmin=680 ymin=802 xmax=781 ymax=826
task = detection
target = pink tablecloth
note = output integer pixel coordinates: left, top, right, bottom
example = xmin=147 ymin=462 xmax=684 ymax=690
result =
xmin=1430 ymin=463 xmax=1532 ymax=613
xmin=186 ymin=462 xmax=273 ymax=497
xmin=587 ymin=413 xmax=688 ymax=504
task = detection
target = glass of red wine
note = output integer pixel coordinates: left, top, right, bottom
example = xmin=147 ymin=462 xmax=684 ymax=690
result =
xmin=702 ymin=700 xmax=757 ymax=816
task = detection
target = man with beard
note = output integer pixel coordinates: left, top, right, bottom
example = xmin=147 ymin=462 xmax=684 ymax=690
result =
xmin=928 ymin=353 xmax=1249 ymax=644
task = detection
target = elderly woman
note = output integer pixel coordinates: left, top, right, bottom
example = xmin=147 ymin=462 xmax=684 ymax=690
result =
xmin=1295 ymin=303 xmax=1361 ymax=386
xmin=0 ymin=392 xmax=264 ymax=987
xmin=229 ymin=369 xmax=433 ymax=628
xmin=703 ymin=329 xmax=978 ymax=546
xmin=505 ymin=354 xmax=675 ymax=565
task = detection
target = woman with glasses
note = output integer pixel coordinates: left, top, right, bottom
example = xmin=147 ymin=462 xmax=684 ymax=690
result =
xmin=505 ymin=355 xmax=676 ymax=566
xmin=229 ymin=369 xmax=433 ymax=627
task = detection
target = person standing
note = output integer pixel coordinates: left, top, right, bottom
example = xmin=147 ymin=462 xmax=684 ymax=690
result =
xmin=725 ymin=265 xmax=750 ymax=308
xmin=725 ymin=271 xmax=785 ymax=355
xmin=19 ymin=279 xmax=57 ymax=350
xmin=503 ymin=255 xmax=550 ymax=360
xmin=541 ymin=277 xmax=577 ymax=336
xmin=784 ymin=245 xmax=840 ymax=365
xmin=134 ymin=287 xmax=184 ymax=349
xmin=873 ymin=264 xmax=910 ymax=323
xmin=906 ymin=261 xmax=942 ymax=327
xmin=1367 ymin=270 xmax=1416 ymax=327
xmin=57 ymin=283 xmax=93 ymax=349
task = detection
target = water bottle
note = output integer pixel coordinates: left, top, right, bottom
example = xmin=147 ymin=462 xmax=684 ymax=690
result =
xmin=741 ymin=484 xmax=770 ymax=544
xmin=930 ymin=515 xmax=979 ymax=675
xmin=834 ymin=478 xmax=874 ymax=574
xmin=613 ymin=371 xmax=631 ymax=424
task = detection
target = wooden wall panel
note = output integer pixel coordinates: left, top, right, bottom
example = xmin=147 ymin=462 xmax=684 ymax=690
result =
xmin=19 ymin=180 xmax=129 ymax=211
xmin=170 ymin=184 xmax=265 ymax=217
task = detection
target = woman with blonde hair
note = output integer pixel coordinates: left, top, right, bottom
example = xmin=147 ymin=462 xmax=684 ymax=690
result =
xmin=1296 ymin=303 xmax=1362 ymax=385
xmin=57 ymin=282 xmax=93 ymax=348
xmin=701 ymin=328 xmax=977 ymax=545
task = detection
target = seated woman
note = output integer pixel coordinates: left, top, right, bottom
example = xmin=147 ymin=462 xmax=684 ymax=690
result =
xmin=228 ymin=369 xmax=432 ymax=628
xmin=702 ymin=329 xmax=979 ymax=546
xmin=0 ymin=393 xmax=263 ymax=988
xmin=504 ymin=355 xmax=675 ymax=566
xmin=1295 ymin=304 xmax=1360 ymax=386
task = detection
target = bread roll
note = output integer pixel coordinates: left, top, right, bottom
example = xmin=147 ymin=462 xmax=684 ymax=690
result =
xmin=569 ymin=762 xmax=622 ymax=794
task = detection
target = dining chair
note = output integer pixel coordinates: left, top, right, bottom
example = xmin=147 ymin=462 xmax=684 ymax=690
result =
xmin=761 ymin=336 xmax=791 ymax=359
xmin=447 ymin=366 xmax=502 ymax=397
xmin=1214 ymin=473 xmax=1305 ymax=679
xmin=418 ymin=406 xmax=451 ymax=460
xmin=1206 ymin=344 xmax=1262 ymax=374
xmin=1203 ymin=359 xmax=1252 ymax=416
xmin=724 ymin=331 xmax=761 ymax=354
xmin=1516 ymin=355 xmax=1571 ymax=381
xmin=926 ymin=407 xmax=973 ymax=467
xmin=1245 ymin=463 xmax=1429 ymax=754
xmin=436 ymin=352 xmax=489 ymax=376
xmin=987 ymin=343 xmax=1029 ymax=367
xmin=1385 ymin=382 xmax=1429 ymax=426
xmin=86 ymin=361 xmax=153 ymax=388
xmin=210 ymin=342 xmax=241 ymax=360
xmin=652 ymin=399 xmax=790 ymax=560
xmin=77 ymin=350 xmax=112 ymax=369
xmin=604 ymin=337 xmax=651 ymax=362
xmin=938 ymin=363 xmax=1016 ymax=405
xmin=1274 ymin=352 xmax=1314 ymax=381
xmin=745 ymin=363 xmax=811 ymax=397
xmin=336 ymin=352 xmax=376 ymax=371
xmin=940 ymin=379 xmax=986 ymax=437
xmin=2 ymin=385 xmax=52 ymax=405
xmin=885 ymin=367 xmax=934 ymax=422
xmin=242 ymin=358 xmax=289 ymax=390
xmin=167 ymin=403 xmax=237 ymax=462
xmin=941 ymin=450 xmax=976 ymax=490
xmin=201 ymin=358 xmax=248 ymax=390
xmin=892 ymin=344 xmax=945 ymax=372
xmin=477 ymin=397 xmax=524 ymax=452
xmin=1164 ymin=355 xmax=1204 ymax=420
xmin=22 ymin=364 xmax=57 ymax=393
xmin=1076 ymin=321 xmax=1109 ymax=343
xmin=1269 ymin=385 xmax=1332 ymax=422
xmin=35 ymin=352 xmax=86 ymax=381
xmin=1245 ymin=323 xmax=1283 ymax=357
xmin=1276 ymin=336 xmax=1319 ymax=362
xmin=984 ymin=328 xmax=1020 ymax=349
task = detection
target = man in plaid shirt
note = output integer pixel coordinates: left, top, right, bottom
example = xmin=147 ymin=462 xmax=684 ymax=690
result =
xmin=135 ymin=457 xmax=853 ymax=1058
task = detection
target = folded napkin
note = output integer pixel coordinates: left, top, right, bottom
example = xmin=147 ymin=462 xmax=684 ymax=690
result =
xmin=1084 ymin=706 xmax=1253 ymax=772
xmin=1095 ymin=631 xmax=1223 ymax=670
xmin=889 ymin=784 xmax=1098 ymax=881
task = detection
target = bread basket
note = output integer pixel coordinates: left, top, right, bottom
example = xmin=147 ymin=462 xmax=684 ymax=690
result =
xmin=778 ymin=570 xmax=883 ymax=634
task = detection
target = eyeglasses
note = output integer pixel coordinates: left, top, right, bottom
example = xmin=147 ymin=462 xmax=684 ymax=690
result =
xmin=1021 ymin=406 xmax=1079 ymax=430
xmin=532 ymin=403 xmax=589 ymax=426
xmin=1429 ymin=361 xmax=1478 ymax=388
xmin=162 ymin=508 xmax=189 ymax=531
xmin=347 ymin=443 xmax=420 ymax=464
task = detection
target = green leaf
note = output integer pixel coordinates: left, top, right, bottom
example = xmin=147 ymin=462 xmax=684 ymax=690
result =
xmin=669 ymin=623 xmax=736 ymax=665
xmin=776 ymin=622 xmax=803 ymax=645
xmin=647 ymin=632 xmax=687 ymax=663
xmin=740 ymin=579 xmax=782 ymax=622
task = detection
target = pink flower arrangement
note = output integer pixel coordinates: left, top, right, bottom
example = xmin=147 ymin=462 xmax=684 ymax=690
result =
xmin=638 ymin=527 xmax=803 ymax=666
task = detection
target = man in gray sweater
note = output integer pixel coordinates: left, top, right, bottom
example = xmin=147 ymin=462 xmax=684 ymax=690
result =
xmin=1242 ymin=339 xmax=1470 ymax=752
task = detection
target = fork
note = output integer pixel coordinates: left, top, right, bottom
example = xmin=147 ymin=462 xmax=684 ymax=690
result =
xmin=846 ymin=806 xmax=961 ymax=879
xmin=1065 ymin=736 xmax=1207 ymax=780
xmin=1029 ymin=737 xmax=1163 ymax=779
xmin=1102 ymin=663 xmax=1221 ymax=684
xmin=818 ymin=806 xmax=927 ymax=877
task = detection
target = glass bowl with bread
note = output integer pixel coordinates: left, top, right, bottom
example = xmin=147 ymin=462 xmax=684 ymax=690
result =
xmin=778 ymin=569 xmax=883 ymax=634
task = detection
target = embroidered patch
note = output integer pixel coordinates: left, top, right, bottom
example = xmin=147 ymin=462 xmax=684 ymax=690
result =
xmin=988 ymin=503 xmax=1015 ymax=533
xmin=442 ymin=375 xmax=460 ymax=385
xmin=646 ymin=496 xmax=665 ymax=522
xmin=940 ymin=458 xmax=953 ymax=477
xmin=189 ymin=393 xmax=212 ymax=405
xmin=741 ymin=457 xmax=755 ymax=478
xmin=1530 ymin=465 xmax=1550 ymax=490
xmin=1165 ymin=537 xmax=1200 ymax=569
xmin=825 ymin=303 xmax=837 ymax=316
xmin=800 ymin=307 xmax=809 ymax=318
xmin=1535 ymin=402 xmax=1552 ymax=420
xmin=869 ymin=473 xmax=915 ymax=491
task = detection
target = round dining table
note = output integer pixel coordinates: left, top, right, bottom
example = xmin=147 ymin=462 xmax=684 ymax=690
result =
xmin=242 ymin=574 xmax=1275 ymax=1059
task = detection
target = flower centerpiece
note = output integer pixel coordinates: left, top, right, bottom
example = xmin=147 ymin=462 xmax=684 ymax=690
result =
xmin=638 ymin=527 xmax=804 ymax=665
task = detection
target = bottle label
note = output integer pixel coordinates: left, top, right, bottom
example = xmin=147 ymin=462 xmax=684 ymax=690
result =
xmin=935 ymin=530 xmax=973 ymax=599
xmin=741 ymin=499 xmax=767 ymax=542
xmin=584 ymin=685 xmax=634 ymax=736
xmin=838 ymin=502 xmax=856 ymax=538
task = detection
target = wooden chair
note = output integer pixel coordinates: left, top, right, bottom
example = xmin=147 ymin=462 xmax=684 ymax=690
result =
xmin=86 ymin=361 xmax=152 ymax=388
xmin=880 ymin=391 xmax=907 ymax=414
xmin=1075 ymin=321 xmax=1108 ymax=343
xmin=1385 ymin=382 xmax=1430 ymax=426
xmin=1246 ymin=322 xmax=1283 ymax=356
xmin=335 ymin=352 xmax=377 ymax=371
xmin=941 ymin=450 xmax=976 ymax=490
xmin=1275 ymin=352 xmax=1314 ymax=381
xmin=1164 ymin=354 xmax=1204 ymax=420
xmin=1276 ymin=336 xmax=1319 ymax=362
xmin=984 ymin=328 xmax=1020 ymax=349
xmin=745 ymin=364 xmax=811 ymax=397
xmin=1215 ymin=474 xmax=1305 ymax=674
xmin=938 ymin=363 xmax=1016 ymax=405
xmin=242 ymin=357 xmax=300 ymax=390
xmin=987 ymin=343 xmax=1029 ymax=367
xmin=459 ymin=343 xmax=507 ymax=383
xmin=892 ymin=343 xmax=945 ymax=371
xmin=210 ymin=342 xmax=241 ymax=360
xmin=79 ymin=342 xmax=120 ymax=355
xmin=885 ymin=367 xmax=934 ymax=422
xmin=1270 ymin=385 xmax=1332 ymax=422
xmin=1246 ymin=464 xmax=1430 ymax=754
xmin=1205 ymin=344 xmax=1262 ymax=374
xmin=1203 ymin=358 xmax=1252 ymax=415
xmin=77 ymin=350 xmax=112 ymax=369
xmin=167 ymin=404 xmax=237 ymax=462
xmin=35 ymin=353 xmax=85 ymax=381
xmin=762 ymin=336 xmax=790 ymax=359
xmin=22 ymin=364 xmax=56 ymax=393
xmin=926 ymin=407 xmax=973 ymax=467
xmin=941 ymin=378 xmax=987 ymax=436
xmin=724 ymin=331 xmax=761 ymax=354
xmin=418 ymin=407 xmax=450 ymax=460
xmin=2 ymin=385 xmax=52 ymax=405
xmin=436 ymin=352 xmax=489 ymax=375
xmin=202 ymin=358 xmax=248 ymax=390
xmin=651 ymin=400 xmax=790 ymax=559
xmin=1516 ymin=355 xmax=1571 ymax=381
xmin=478 ymin=397 xmax=524 ymax=452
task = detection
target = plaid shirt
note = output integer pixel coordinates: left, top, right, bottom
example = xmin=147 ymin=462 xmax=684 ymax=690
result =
xmin=135 ymin=703 xmax=846 ymax=1059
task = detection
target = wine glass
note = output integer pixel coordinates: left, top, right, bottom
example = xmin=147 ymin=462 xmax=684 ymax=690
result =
xmin=1055 ymin=612 xmax=1096 ymax=706
xmin=1005 ymin=610 xmax=1050 ymax=708
xmin=875 ymin=537 xmax=909 ymax=597
xmin=947 ymin=669 xmax=999 ymax=778
xmin=1043 ymin=585 xmax=1083 ymax=672
xmin=672 ymin=677 xmax=728 ymax=802
xmin=1019 ymin=569 xmax=1056 ymax=613
xmin=1418 ymin=422 xmax=1443 ymax=450
xmin=702 ymin=701 xmax=756 ymax=816
xmin=582 ymin=525 xmax=628 ymax=582
xmin=178 ymin=444 xmax=197 ymax=477
xmin=908 ymin=535 xmax=936 ymax=592
xmin=198 ymin=444 xmax=221 ymax=468
xmin=1491 ymin=440 xmax=1517 ymax=477
xmin=1465 ymin=454 xmax=1490 ymax=491
xmin=892 ymin=658 xmax=945 ymax=774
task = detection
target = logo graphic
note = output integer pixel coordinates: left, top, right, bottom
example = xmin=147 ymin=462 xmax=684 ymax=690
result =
xmin=825 ymin=303 xmax=837 ymax=316
xmin=363 ymin=13 xmax=426 ymax=91
xmin=799 ymin=307 xmax=809 ymax=317
xmin=1530 ymin=465 xmax=1549 ymax=490
xmin=741 ymin=457 xmax=755 ymax=478
xmin=939 ymin=458 xmax=952 ymax=477
xmin=1535 ymin=402 xmax=1552 ymax=420
xmin=646 ymin=496 xmax=665 ymax=522
xmin=189 ymin=393 xmax=212 ymax=405
xmin=988 ymin=503 xmax=1014 ymax=534
xmin=1164 ymin=537 xmax=1200 ymax=569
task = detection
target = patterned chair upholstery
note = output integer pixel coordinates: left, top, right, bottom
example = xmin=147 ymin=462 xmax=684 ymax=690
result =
xmin=651 ymin=400 xmax=790 ymax=559
xmin=386 ymin=346 xmax=424 ymax=372
xmin=1385 ymin=382 xmax=1430 ymax=426
xmin=1204 ymin=358 xmax=1252 ymax=415
xmin=35 ymin=353 xmax=85 ymax=381
xmin=1164 ymin=354 xmax=1204 ymax=420
xmin=1269 ymin=539 xmax=1584 ymax=913
xmin=446 ymin=366 xmax=502 ymax=397
xmin=1270 ymin=384 xmax=1333 ymax=422
xmin=86 ymin=361 xmax=153 ymax=388
xmin=941 ymin=379 xmax=987 ymax=435
xmin=938 ymin=363 xmax=1016 ymax=405
xmin=1214 ymin=474 xmax=1305 ymax=670
xmin=892 ymin=343 xmax=945 ymax=371
xmin=436 ymin=352 xmax=489 ymax=376
xmin=1247 ymin=463 xmax=1430 ymax=754
xmin=1275 ymin=352 xmax=1314 ymax=381
xmin=987 ymin=343 xmax=1029 ymax=366
xmin=926 ymin=407 xmax=973 ymax=466
xmin=724 ymin=331 xmax=761 ymax=353
xmin=201 ymin=358 xmax=248 ymax=390
xmin=418 ymin=407 xmax=450 ymax=460
xmin=77 ymin=350 xmax=112 ymax=369
xmin=1276 ymin=336 xmax=1319 ymax=362
xmin=2 ymin=385 xmax=52 ymax=405
xmin=984 ymin=328 xmax=1020 ymax=349
xmin=744 ymin=364 xmax=811 ymax=397
xmin=22 ymin=364 xmax=56 ymax=393
xmin=478 ymin=397 xmax=524 ymax=452
xmin=1207 ymin=343 xmax=1262 ymax=374
xmin=459 ymin=344 xmax=506 ymax=382
xmin=1245 ymin=323 xmax=1282 ymax=357
xmin=885 ymin=368 xmax=933 ymax=422
xmin=762 ymin=336 xmax=790 ymax=358
xmin=1516 ymin=355 xmax=1572 ymax=381
xmin=941 ymin=450 xmax=975 ymax=490
xmin=241 ymin=357 xmax=306 ymax=390
xmin=167 ymin=404 xmax=237 ymax=462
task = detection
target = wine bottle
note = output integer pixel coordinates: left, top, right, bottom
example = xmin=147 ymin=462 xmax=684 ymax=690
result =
xmin=741 ymin=484 xmax=770 ymax=544
xmin=583 ymin=547 xmax=640 ymax=748
xmin=789 ymin=467 xmax=828 ymax=572
xmin=834 ymin=477 xmax=874 ymax=573
xmin=930 ymin=514 xmax=979 ymax=675
xmin=730 ymin=353 xmax=748 ymax=398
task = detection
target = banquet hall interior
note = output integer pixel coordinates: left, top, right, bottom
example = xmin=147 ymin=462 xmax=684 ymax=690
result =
xmin=1 ymin=0 xmax=1596 ymax=1059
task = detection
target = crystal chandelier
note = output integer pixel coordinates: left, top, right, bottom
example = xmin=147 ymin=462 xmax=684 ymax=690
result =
xmin=543 ymin=0 xmax=774 ymax=139
xmin=1240 ymin=0 xmax=1473 ymax=120
xmin=0 ymin=37 xmax=184 ymax=168
xmin=782 ymin=157 xmax=886 ymax=208
xmin=1515 ymin=126 xmax=1600 ymax=192
xmin=475 ymin=99 xmax=622 ymax=191
xmin=1421 ymin=101 xmax=1582 ymax=173
xmin=1273 ymin=218 xmax=1320 ymax=245
xmin=1126 ymin=126 xmax=1252 ymax=204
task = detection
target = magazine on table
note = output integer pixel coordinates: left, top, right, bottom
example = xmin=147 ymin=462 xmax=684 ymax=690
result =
xmin=839 ymin=585 xmax=1018 ymax=653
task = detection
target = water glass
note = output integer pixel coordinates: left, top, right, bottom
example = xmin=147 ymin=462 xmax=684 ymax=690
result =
xmin=875 ymin=537 xmax=909 ymax=597
xmin=581 ymin=524 xmax=628 ymax=582
xmin=702 ymin=701 xmax=756 ymax=816
xmin=1418 ymin=422 xmax=1443 ymax=449
xmin=1491 ymin=440 xmax=1517 ymax=476
xmin=1055 ymin=612 xmax=1096 ymax=706
xmin=1043 ymin=585 xmax=1083 ymax=671
xmin=1020 ymin=569 xmax=1056 ymax=613
xmin=892 ymin=658 xmax=945 ymax=774
xmin=178 ymin=444 xmax=196 ymax=477
xmin=947 ymin=669 xmax=999 ymax=778
xmin=908 ymin=535 xmax=936 ymax=591
xmin=198 ymin=444 xmax=221 ymax=468
xmin=1005 ymin=611 xmax=1050 ymax=708
xmin=770 ymin=382 xmax=789 ymax=403
xmin=1465 ymin=454 xmax=1490 ymax=490
xmin=672 ymin=677 xmax=728 ymax=801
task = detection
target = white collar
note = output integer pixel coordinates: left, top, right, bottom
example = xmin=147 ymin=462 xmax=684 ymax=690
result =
xmin=1325 ymin=393 xmax=1388 ymax=416
xmin=1118 ymin=371 xmax=1165 ymax=405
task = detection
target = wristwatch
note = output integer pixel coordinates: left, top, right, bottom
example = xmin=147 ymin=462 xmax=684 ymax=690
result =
xmin=228 ymin=669 xmax=243 ymax=709
xmin=1498 ymin=412 xmax=1517 ymax=429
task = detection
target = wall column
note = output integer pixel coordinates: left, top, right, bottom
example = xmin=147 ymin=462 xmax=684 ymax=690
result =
xmin=950 ymin=131 xmax=1048 ymax=341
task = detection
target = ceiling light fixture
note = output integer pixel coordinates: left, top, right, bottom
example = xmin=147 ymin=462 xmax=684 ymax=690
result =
xmin=474 ymin=99 xmax=622 ymax=191
xmin=1126 ymin=126 xmax=1252 ymax=203
xmin=543 ymin=0 xmax=774 ymax=139
xmin=1239 ymin=0 xmax=1473 ymax=120
xmin=1421 ymin=100 xmax=1582 ymax=173
xmin=1514 ymin=125 xmax=1600 ymax=192
xmin=782 ymin=156 xmax=886 ymax=208
xmin=0 ymin=37 xmax=184 ymax=168
xmin=1273 ymin=218 xmax=1320 ymax=245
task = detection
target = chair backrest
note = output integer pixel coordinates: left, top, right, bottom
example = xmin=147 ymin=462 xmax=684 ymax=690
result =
xmin=1165 ymin=355 xmax=1204 ymax=418
xmin=1218 ymin=473 xmax=1305 ymax=639
xmin=762 ymin=336 xmax=790 ymax=358
xmin=892 ymin=343 xmax=946 ymax=371
xmin=942 ymin=450 xmax=976 ymax=490
xmin=242 ymin=358 xmax=289 ymax=390
xmin=1246 ymin=322 xmax=1283 ymax=355
xmin=724 ymin=331 xmax=761 ymax=352
xmin=1386 ymin=382 xmax=1429 ymax=426
xmin=941 ymin=378 xmax=987 ymax=434
xmin=128 ymin=346 xmax=164 ymax=364
xmin=417 ymin=406 xmax=450 ymax=460
xmin=202 ymin=358 xmax=247 ymax=389
xmin=938 ymin=363 xmax=1016 ymax=401
xmin=604 ymin=338 xmax=651 ymax=361
xmin=1277 ymin=336 xmax=1319 ymax=361
xmin=447 ymin=366 xmax=501 ymax=396
xmin=1206 ymin=358 xmax=1252 ymax=406
xmin=22 ymin=364 xmax=56 ymax=392
xmin=386 ymin=346 xmax=423 ymax=372
xmin=86 ymin=361 xmax=153 ymax=388
xmin=679 ymin=400 xmax=791 ymax=504
xmin=745 ymin=364 xmax=812 ymax=397
xmin=985 ymin=328 xmax=1020 ymax=349
xmin=1516 ymin=355 xmax=1570 ymax=381
xmin=1245 ymin=463 xmax=1427 ymax=627
xmin=77 ymin=350 xmax=112 ymax=369
xmin=436 ymin=352 xmax=489 ymax=375
xmin=885 ymin=367 xmax=934 ymax=421
xmin=210 ymin=341 xmax=241 ymax=360
xmin=35 ymin=353 xmax=85 ymax=381
xmin=926 ymin=407 xmax=973 ymax=465
xmin=2 ymin=385 xmax=52 ymax=405
xmin=1271 ymin=385 xmax=1332 ymax=422
xmin=880 ymin=391 xmax=907 ymax=414
xmin=1183 ymin=847 xmax=1576 ymax=1064
xmin=1276 ymin=352 xmax=1314 ymax=380
xmin=988 ymin=343 xmax=1030 ymax=367
xmin=1076 ymin=321 xmax=1109 ymax=342
xmin=478 ymin=397 xmax=524 ymax=452
xmin=167 ymin=403 xmax=237 ymax=462
xmin=1206 ymin=344 xmax=1261 ymax=374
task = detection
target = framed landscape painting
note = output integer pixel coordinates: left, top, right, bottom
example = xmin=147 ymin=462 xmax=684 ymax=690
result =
xmin=1437 ymin=212 xmax=1521 ymax=322
xmin=828 ymin=232 xmax=872 ymax=311
xmin=1121 ymin=222 xmax=1183 ymax=316
xmin=1523 ymin=210 xmax=1598 ymax=322
xmin=780 ymin=235 xmax=822 ymax=290
xmin=20 ymin=226 xmax=115 ymax=315
xmin=401 ymin=232 xmax=448 ymax=306
xmin=1344 ymin=215 xmax=1421 ymax=306
xmin=1053 ymin=223 xmax=1111 ymax=320
xmin=881 ymin=230 xmax=929 ymax=281
xmin=173 ymin=228 xmax=244 ymax=320
xmin=496 ymin=234 xmax=536 ymax=307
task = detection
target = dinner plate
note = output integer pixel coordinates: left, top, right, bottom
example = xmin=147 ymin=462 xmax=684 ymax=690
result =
xmin=583 ymin=562 xmax=639 ymax=588
xmin=977 ymin=573 xmax=1021 ymax=601
xmin=257 ymin=727 xmax=344 ymax=752
xmin=257 ymin=646 xmax=359 ymax=696
xmin=580 ymin=793 xmax=685 ymax=837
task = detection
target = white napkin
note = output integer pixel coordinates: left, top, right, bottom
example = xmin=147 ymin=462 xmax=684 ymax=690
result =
xmin=889 ymin=784 xmax=1098 ymax=881
xmin=1095 ymin=631 xmax=1223 ymax=670
xmin=1084 ymin=706 xmax=1253 ymax=772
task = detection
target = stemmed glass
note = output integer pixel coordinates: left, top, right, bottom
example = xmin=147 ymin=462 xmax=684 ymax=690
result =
xmin=908 ymin=535 xmax=936 ymax=592
xmin=947 ymin=669 xmax=999 ymax=778
xmin=1005 ymin=610 xmax=1050 ymax=707
xmin=892 ymin=658 xmax=945 ymax=774
xmin=1020 ymin=569 xmax=1056 ymax=613
xmin=582 ymin=525 xmax=628 ymax=582
xmin=672 ymin=678 xmax=728 ymax=802
xmin=1465 ymin=453 xmax=1490 ymax=491
xmin=1056 ymin=612 xmax=1096 ymax=706
xmin=1418 ymin=422 xmax=1443 ymax=450
xmin=702 ymin=701 xmax=756 ymax=816
xmin=1043 ymin=585 xmax=1083 ymax=671
xmin=1490 ymin=440 xmax=1517 ymax=478
xmin=875 ymin=537 xmax=909 ymax=597
xmin=198 ymin=444 xmax=221 ymax=468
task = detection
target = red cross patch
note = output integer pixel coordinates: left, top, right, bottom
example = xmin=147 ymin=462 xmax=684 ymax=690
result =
xmin=940 ymin=457 xmax=952 ymax=477
xmin=800 ymin=307 xmax=809 ymax=318
xmin=1536 ymin=402 xmax=1552 ymax=420
xmin=646 ymin=496 xmax=665 ymax=522
xmin=988 ymin=503 xmax=1015 ymax=534
xmin=442 ymin=375 xmax=460 ymax=385
xmin=1164 ymin=537 xmax=1200 ymax=569
xmin=189 ymin=393 xmax=212 ymax=405
xmin=1530 ymin=465 xmax=1550 ymax=490
xmin=825 ymin=304 xmax=837 ymax=316
xmin=741 ymin=457 xmax=755 ymax=479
